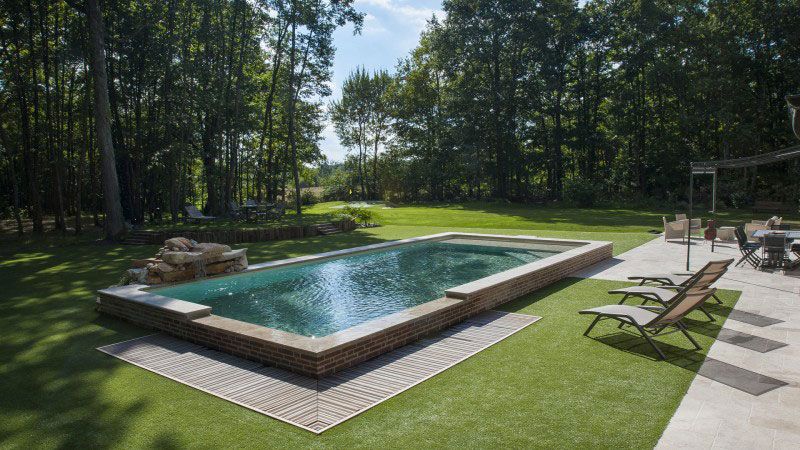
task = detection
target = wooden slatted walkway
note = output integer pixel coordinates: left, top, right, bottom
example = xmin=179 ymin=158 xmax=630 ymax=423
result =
xmin=98 ymin=310 xmax=539 ymax=433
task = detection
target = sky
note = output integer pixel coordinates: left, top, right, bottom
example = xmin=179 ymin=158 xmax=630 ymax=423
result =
xmin=320 ymin=0 xmax=444 ymax=162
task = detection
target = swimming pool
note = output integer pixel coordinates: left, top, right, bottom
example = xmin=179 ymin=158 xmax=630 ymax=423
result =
xmin=151 ymin=240 xmax=560 ymax=337
xmin=97 ymin=233 xmax=613 ymax=377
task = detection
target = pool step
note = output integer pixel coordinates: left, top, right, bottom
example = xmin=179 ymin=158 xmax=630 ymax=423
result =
xmin=315 ymin=223 xmax=341 ymax=236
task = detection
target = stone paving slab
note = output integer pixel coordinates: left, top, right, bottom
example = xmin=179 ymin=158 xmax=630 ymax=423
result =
xmin=716 ymin=329 xmax=788 ymax=353
xmin=728 ymin=310 xmax=785 ymax=327
xmin=698 ymin=357 xmax=788 ymax=396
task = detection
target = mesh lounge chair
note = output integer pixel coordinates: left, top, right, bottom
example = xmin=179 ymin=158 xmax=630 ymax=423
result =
xmin=184 ymin=204 xmax=216 ymax=223
xmin=626 ymin=259 xmax=733 ymax=305
xmin=580 ymin=288 xmax=716 ymax=360
xmin=734 ymin=225 xmax=761 ymax=268
xmin=609 ymin=259 xmax=732 ymax=321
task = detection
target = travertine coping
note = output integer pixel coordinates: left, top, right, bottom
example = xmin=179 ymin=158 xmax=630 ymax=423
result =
xmin=97 ymin=284 xmax=211 ymax=319
xmin=97 ymin=232 xmax=612 ymax=376
xmin=444 ymin=239 xmax=612 ymax=300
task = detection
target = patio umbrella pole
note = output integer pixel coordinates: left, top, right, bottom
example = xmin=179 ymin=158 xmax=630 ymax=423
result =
xmin=687 ymin=168 xmax=693 ymax=271
xmin=711 ymin=169 xmax=716 ymax=253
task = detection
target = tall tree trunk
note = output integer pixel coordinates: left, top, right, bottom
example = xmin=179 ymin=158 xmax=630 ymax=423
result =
xmin=87 ymin=0 xmax=125 ymax=240
xmin=0 ymin=124 xmax=24 ymax=236
xmin=20 ymin=3 xmax=45 ymax=234
xmin=286 ymin=14 xmax=301 ymax=215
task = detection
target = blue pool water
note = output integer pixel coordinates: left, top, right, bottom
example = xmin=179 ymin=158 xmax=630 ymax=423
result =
xmin=151 ymin=240 xmax=560 ymax=337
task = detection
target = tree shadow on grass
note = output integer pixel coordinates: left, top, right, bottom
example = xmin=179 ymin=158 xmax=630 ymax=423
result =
xmin=0 ymin=231 xmax=393 ymax=447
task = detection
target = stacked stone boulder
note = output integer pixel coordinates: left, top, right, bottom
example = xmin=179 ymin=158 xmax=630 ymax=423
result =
xmin=121 ymin=237 xmax=248 ymax=285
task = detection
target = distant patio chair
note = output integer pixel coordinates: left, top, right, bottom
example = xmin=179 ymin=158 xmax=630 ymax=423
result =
xmin=744 ymin=222 xmax=768 ymax=243
xmin=751 ymin=216 xmax=780 ymax=229
xmin=184 ymin=204 xmax=216 ymax=223
xmin=734 ymin=225 xmax=761 ymax=268
xmin=676 ymin=214 xmax=701 ymax=233
xmin=762 ymin=233 xmax=789 ymax=270
xmin=580 ymin=288 xmax=717 ymax=360
xmin=611 ymin=259 xmax=732 ymax=321
xmin=228 ymin=200 xmax=245 ymax=219
xmin=265 ymin=203 xmax=286 ymax=221
xmin=663 ymin=217 xmax=688 ymax=242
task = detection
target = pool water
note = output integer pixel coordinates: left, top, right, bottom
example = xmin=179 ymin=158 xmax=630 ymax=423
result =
xmin=151 ymin=240 xmax=560 ymax=337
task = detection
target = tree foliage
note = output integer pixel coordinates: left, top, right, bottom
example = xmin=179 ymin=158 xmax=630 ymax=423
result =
xmin=334 ymin=0 xmax=800 ymax=205
xmin=0 ymin=0 xmax=362 ymax=233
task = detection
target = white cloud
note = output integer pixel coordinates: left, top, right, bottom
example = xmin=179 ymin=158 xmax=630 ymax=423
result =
xmin=362 ymin=13 xmax=388 ymax=34
xmin=356 ymin=0 xmax=441 ymax=31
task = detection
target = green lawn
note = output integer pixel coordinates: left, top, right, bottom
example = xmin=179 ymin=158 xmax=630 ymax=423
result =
xmin=0 ymin=208 xmax=739 ymax=448
xmin=306 ymin=200 xmax=798 ymax=232
xmin=107 ymin=199 xmax=798 ymax=234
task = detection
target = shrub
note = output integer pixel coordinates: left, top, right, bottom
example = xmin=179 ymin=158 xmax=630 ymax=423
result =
xmin=563 ymin=178 xmax=603 ymax=207
xmin=728 ymin=191 xmax=752 ymax=209
xmin=286 ymin=189 xmax=320 ymax=206
xmin=300 ymin=190 xmax=318 ymax=205
xmin=339 ymin=205 xmax=375 ymax=226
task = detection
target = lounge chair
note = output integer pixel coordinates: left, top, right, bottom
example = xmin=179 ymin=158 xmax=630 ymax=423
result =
xmin=663 ymin=217 xmax=688 ymax=242
xmin=228 ymin=200 xmax=245 ymax=219
xmin=580 ymin=288 xmax=717 ymax=360
xmin=184 ymin=204 xmax=216 ymax=223
xmin=626 ymin=259 xmax=733 ymax=304
xmin=734 ymin=225 xmax=762 ymax=268
xmin=609 ymin=259 xmax=732 ymax=321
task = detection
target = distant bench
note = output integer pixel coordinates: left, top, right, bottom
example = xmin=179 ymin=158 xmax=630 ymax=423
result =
xmin=753 ymin=200 xmax=793 ymax=214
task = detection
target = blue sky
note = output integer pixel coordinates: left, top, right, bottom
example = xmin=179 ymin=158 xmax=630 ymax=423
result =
xmin=320 ymin=0 xmax=444 ymax=162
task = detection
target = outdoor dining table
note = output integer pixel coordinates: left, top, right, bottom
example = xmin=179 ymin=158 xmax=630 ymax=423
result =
xmin=751 ymin=230 xmax=800 ymax=239
xmin=751 ymin=229 xmax=800 ymax=270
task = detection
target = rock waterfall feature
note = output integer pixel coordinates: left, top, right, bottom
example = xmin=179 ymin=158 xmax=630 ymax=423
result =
xmin=119 ymin=237 xmax=248 ymax=285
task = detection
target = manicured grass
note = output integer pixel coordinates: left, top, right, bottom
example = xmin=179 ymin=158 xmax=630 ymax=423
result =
xmin=307 ymin=201 xmax=799 ymax=233
xmin=1 ymin=214 xmax=736 ymax=448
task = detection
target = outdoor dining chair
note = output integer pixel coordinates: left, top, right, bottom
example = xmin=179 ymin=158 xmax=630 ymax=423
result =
xmin=762 ymin=233 xmax=790 ymax=270
xmin=734 ymin=225 xmax=762 ymax=268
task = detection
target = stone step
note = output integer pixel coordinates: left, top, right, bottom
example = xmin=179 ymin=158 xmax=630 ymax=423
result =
xmin=315 ymin=223 xmax=341 ymax=235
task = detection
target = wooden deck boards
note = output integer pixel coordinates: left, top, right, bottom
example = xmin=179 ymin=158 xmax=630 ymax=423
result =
xmin=97 ymin=310 xmax=540 ymax=433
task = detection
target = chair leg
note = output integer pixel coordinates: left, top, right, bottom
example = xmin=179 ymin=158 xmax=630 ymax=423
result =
xmin=712 ymin=293 xmax=723 ymax=304
xmin=618 ymin=293 xmax=632 ymax=305
xmin=636 ymin=325 xmax=667 ymax=360
xmin=584 ymin=316 xmax=602 ymax=336
xmin=678 ymin=322 xmax=702 ymax=350
xmin=698 ymin=305 xmax=716 ymax=322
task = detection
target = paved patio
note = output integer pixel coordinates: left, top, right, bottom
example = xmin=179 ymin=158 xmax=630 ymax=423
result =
xmin=576 ymin=236 xmax=800 ymax=449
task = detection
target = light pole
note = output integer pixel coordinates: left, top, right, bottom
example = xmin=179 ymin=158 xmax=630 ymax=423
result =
xmin=788 ymin=94 xmax=800 ymax=140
